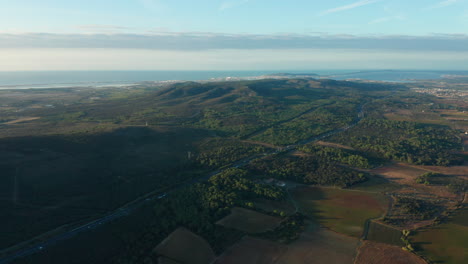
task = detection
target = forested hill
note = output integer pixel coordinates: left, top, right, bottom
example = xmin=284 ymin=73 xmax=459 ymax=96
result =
xmin=19 ymin=79 xmax=402 ymax=139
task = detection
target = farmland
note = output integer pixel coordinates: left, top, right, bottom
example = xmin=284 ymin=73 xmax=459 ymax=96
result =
xmin=291 ymin=187 xmax=389 ymax=237
xmin=411 ymin=206 xmax=468 ymax=264
xmin=216 ymin=225 xmax=359 ymax=264
xmin=366 ymin=221 xmax=404 ymax=246
xmin=216 ymin=207 xmax=283 ymax=234
xmin=154 ymin=227 xmax=215 ymax=264
xmin=355 ymin=241 xmax=427 ymax=264
xmin=1 ymin=77 xmax=466 ymax=264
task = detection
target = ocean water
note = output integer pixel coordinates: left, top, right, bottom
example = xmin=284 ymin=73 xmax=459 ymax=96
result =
xmin=0 ymin=70 xmax=467 ymax=89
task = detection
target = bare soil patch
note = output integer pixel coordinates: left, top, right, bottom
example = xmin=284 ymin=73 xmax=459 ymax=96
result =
xmin=2 ymin=117 xmax=41 ymax=125
xmin=370 ymin=163 xmax=461 ymax=201
xmin=315 ymin=140 xmax=355 ymax=150
xmin=355 ymin=241 xmax=427 ymax=264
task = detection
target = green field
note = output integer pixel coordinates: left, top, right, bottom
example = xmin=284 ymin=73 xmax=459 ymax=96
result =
xmin=412 ymin=206 xmax=468 ymax=264
xmin=292 ymin=187 xmax=389 ymax=237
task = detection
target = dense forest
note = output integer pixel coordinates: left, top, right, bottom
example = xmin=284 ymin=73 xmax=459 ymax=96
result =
xmin=297 ymin=144 xmax=372 ymax=169
xmin=329 ymin=119 xmax=463 ymax=166
xmin=247 ymin=155 xmax=367 ymax=187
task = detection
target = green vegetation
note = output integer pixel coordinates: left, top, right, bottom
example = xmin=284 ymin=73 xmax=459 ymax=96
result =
xmin=247 ymin=155 xmax=367 ymax=187
xmin=251 ymin=100 xmax=359 ymax=145
xmin=110 ymin=168 xmax=286 ymax=263
xmin=330 ymin=119 xmax=463 ymax=166
xmin=195 ymin=138 xmax=268 ymax=168
xmin=411 ymin=207 xmax=468 ymax=264
xmin=384 ymin=197 xmax=441 ymax=227
xmin=415 ymin=172 xmax=441 ymax=185
xmin=2 ymin=78 xmax=465 ymax=264
xmin=298 ymin=144 xmax=372 ymax=168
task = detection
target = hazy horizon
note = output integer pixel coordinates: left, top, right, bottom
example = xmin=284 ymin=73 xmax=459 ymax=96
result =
xmin=1 ymin=0 xmax=468 ymax=70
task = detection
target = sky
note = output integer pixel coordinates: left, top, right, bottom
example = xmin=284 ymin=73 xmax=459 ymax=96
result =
xmin=1 ymin=0 xmax=468 ymax=71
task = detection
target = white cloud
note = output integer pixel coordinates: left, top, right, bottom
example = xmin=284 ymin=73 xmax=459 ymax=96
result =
xmin=320 ymin=0 xmax=380 ymax=16
xmin=1 ymin=32 xmax=468 ymax=52
xmin=2 ymin=48 xmax=468 ymax=71
xmin=426 ymin=0 xmax=462 ymax=10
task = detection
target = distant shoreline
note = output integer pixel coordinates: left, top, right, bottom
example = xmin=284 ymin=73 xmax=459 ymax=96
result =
xmin=0 ymin=70 xmax=467 ymax=90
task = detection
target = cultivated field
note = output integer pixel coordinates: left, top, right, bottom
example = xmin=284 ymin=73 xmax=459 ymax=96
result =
xmin=291 ymin=187 xmax=388 ymax=237
xmin=216 ymin=207 xmax=283 ymax=234
xmin=216 ymin=225 xmax=359 ymax=264
xmin=154 ymin=227 xmax=215 ymax=264
xmin=366 ymin=221 xmax=404 ymax=246
xmin=215 ymin=236 xmax=287 ymax=264
xmin=355 ymin=241 xmax=427 ymax=264
xmin=275 ymin=226 xmax=358 ymax=264
xmin=411 ymin=206 xmax=468 ymax=264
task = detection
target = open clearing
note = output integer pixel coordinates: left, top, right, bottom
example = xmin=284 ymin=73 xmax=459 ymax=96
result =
xmin=411 ymin=206 xmax=468 ymax=264
xmin=370 ymin=163 xmax=429 ymax=185
xmin=370 ymin=163 xmax=461 ymax=201
xmin=291 ymin=187 xmax=388 ymax=237
xmin=216 ymin=207 xmax=283 ymax=234
xmin=216 ymin=225 xmax=358 ymax=264
xmin=154 ymin=227 xmax=215 ymax=264
xmin=2 ymin=117 xmax=41 ymax=125
xmin=355 ymin=241 xmax=427 ymax=264
xmin=315 ymin=140 xmax=355 ymax=150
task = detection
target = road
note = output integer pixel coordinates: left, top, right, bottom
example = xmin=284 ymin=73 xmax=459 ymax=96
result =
xmin=0 ymin=103 xmax=367 ymax=264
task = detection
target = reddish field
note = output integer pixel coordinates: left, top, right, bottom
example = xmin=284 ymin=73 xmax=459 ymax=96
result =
xmin=355 ymin=241 xmax=427 ymax=264
xmin=292 ymin=187 xmax=388 ymax=237
xmin=216 ymin=226 xmax=359 ymax=264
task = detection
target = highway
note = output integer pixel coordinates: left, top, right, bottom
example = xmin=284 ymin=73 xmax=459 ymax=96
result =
xmin=0 ymin=103 xmax=366 ymax=264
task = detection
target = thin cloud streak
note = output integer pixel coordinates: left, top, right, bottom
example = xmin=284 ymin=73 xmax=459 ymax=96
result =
xmin=320 ymin=0 xmax=380 ymax=16
xmin=2 ymin=48 xmax=468 ymax=71
xmin=426 ymin=0 xmax=462 ymax=10
xmin=1 ymin=32 xmax=468 ymax=51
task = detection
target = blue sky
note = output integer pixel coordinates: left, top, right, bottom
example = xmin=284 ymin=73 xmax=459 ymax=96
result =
xmin=1 ymin=0 xmax=468 ymax=70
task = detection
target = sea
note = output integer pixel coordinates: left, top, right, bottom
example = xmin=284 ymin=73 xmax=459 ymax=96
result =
xmin=0 ymin=70 xmax=467 ymax=89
